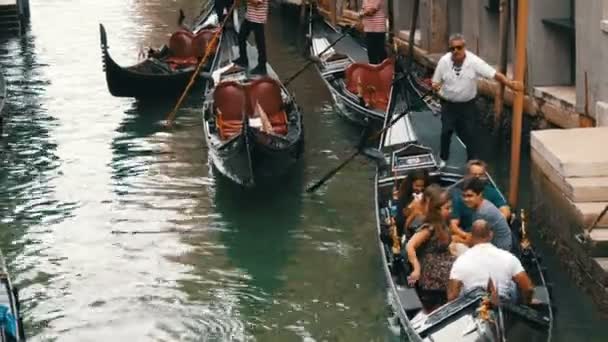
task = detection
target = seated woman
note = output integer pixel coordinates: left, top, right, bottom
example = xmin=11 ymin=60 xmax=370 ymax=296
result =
xmin=406 ymin=185 xmax=456 ymax=311
xmin=397 ymin=169 xmax=430 ymax=237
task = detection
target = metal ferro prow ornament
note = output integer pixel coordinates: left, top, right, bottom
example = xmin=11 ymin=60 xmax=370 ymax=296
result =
xmin=519 ymin=209 xmax=531 ymax=250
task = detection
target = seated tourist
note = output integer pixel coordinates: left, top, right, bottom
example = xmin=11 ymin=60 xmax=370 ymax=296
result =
xmin=456 ymin=177 xmax=513 ymax=250
xmin=450 ymin=160 xmax=511 ymax=236
xmin=448 ymin=219 xmax=534 ymax=304
xmin=403 ymin=180 xmax=436 ymax=237
xmin=406 ymin=185 xmax=455 ymax=311
xmin=397 ymin=169 xmax=430 ymax=234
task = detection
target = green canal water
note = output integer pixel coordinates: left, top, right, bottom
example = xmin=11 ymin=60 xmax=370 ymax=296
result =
xmin=0 ymin=0 xmax=606 ymax=340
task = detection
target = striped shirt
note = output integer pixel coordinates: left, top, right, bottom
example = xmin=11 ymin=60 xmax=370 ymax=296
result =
xmin=362 ymin=0 xmax=386 ymax=33
xmin=246 ymin=0 xmax=269 ymax=24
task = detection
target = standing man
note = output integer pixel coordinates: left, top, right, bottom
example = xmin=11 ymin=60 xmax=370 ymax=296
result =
xmin=358 ymin=0 xmax=387 ymax=64
xmin=232 ymin=0 xmax=269 ymax=75
xmin=432 ymin=33 xmax=522 ymax=167
xmin=448 ymin=219 xmax=535 ymax=304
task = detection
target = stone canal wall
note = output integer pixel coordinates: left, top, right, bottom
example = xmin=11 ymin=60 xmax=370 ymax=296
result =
xmin=531 ymin=127 xmax=608 ymax=313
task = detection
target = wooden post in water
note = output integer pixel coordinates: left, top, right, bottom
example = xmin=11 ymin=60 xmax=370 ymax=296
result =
xmin=494 ymin=0 xmax=511 ymax=128
xmin=330 ymin=0 xmax=337 ymax=25
xmin=406 ymin=0 xmax=421 ymax=72
xmin=508 ymin=0 xmax=529 ymax=208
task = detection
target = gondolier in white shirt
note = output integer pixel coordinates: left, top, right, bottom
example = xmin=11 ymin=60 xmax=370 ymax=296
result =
xmin=358 ymin=0 xmax=388 ymax=64
xmin=432 ymin=33 xmax=522 ymax=167
xmin=232 ymin=0 xmax=269 ymax=75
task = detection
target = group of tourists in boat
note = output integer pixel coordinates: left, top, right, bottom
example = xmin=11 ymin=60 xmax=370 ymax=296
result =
xmin=388 ymin=159 xmax=535 ymax=312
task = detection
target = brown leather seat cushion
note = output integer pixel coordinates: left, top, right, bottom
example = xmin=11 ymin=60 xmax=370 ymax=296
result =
xmin=246 ymin=77 xmax=288 ymax=136
xmin=167 ymin=28 xmax=219 ymax=65
xmin=213 ymin=78 xmax=289 ymax=139
xmin=214 ymin=81 xmax=247 ymax=140
xmin=344 ymin=58 xmax=394 ymax=111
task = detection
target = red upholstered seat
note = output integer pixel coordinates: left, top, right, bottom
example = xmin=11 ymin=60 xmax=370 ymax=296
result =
xmin=192 ymin=29 xmax=219 ymax=58
xmin=169 ymin=30 xmax=193 ymax=57
xmin=213 ymin=78 xmax=289 ymax=139
xmin=214 ymin=81 xmax=247 ymax=140
xmin=344 ymin=58 xmax=395 ymax=111
xmin=166 ymin=28 xmax=220 ymax=69
xmin=246 ymin=77 xmax=288 ymax=136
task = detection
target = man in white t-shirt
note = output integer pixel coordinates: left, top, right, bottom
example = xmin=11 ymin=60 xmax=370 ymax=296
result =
xmin=432 ymin=34 xmax=522 ymax=167
xmin=447 ymin=219 xmax=534 ymax=304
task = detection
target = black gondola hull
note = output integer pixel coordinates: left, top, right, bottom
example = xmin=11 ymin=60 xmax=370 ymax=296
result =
xmin=98 ymin=6 xmax=218 ymax=99
xmin=101 ymin=52 xmax=205 ymax=98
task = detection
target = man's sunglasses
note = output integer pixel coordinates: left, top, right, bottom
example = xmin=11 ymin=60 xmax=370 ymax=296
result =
xmin=449 ymin=45 xmax=464 ymax=52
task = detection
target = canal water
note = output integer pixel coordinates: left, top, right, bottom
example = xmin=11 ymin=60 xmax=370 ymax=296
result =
xmin=0 ymin=0 xmax=605 ymax=341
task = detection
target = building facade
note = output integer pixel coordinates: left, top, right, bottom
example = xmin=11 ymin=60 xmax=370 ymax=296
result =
xmin=316 ymin=0 xmax=608 ymax=128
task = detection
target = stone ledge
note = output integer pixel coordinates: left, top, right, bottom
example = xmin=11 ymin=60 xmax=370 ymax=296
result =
xmin=601 ymin=20 xmax=608 ymax=34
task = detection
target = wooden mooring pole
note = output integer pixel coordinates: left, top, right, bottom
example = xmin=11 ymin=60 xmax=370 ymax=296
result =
xmin=494 ymin=0 xmax=510 ymax=128
xmin=508 ymin=0 xmax=529 ymax=208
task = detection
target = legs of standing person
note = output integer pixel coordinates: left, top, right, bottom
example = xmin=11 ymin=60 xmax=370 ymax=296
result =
xmin=440 ymin=103 xmax=456 ymax=163
xmin=365 ymin=32 xmax=386 ymax=64
xmin=214 ymin=0 xmax=226 ymax=22
xmin=251 ymin=22 xmax=267 ymax=73
xmin=454 ymin=101 xmax=478 ymax=161
xmin=235 ymin=19 xmax=252 ymax=66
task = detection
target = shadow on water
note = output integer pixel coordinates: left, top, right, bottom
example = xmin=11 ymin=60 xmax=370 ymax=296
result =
xmin=212 ymin=164 xmax=305 ymax=296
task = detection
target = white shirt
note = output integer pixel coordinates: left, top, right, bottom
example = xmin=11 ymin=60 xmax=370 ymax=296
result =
xmin=432 ymin=51 xmax=496 ymax=102
xmin=450 ymin=243 xmax=524 ymax=297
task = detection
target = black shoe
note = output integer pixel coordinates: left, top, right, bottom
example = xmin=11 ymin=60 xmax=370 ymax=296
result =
xmin=250 ymin=64 xmax=267 ymax=75
xmin=232 ymin=57 xmax=248 ymax=67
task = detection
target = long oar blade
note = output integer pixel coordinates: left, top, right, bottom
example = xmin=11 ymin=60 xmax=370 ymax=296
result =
xmin=306 ymin=150 xmax=360 ymax=193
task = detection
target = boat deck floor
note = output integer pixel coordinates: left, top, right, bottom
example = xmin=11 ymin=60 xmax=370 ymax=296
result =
xmin=213 ymin=26 xmax=280 ymax=82
xmin=312 ymin=19 xmax=368 ymax=63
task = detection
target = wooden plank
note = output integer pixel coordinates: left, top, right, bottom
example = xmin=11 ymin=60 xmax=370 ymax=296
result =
xmin=531 ymin=127 xmax=608 ymax=178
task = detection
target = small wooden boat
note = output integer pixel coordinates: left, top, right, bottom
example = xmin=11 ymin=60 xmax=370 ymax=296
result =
xmin=99 ymin=5 xmax=223 ymax=98
xmin=307 ymin=7 xmax=396 ymax=126
xmin=0 ymin=250 xmax=24 ymax=342
xmin=201 ymin=23 xmax=304 ymax=187
xmin=373 ymin=97 xmax=553 ymax=341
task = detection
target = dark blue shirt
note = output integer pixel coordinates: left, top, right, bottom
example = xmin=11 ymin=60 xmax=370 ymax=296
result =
xmin=450 ymin=183 xmax=507 ymax=231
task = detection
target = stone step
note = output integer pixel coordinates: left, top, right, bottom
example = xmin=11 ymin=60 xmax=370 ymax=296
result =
xmin=575 ymin=202 xmax=608 ymax=227
xmin=587 ymin=228 xmax=608 ymax=257
xmin=531 ymin=149 xmax=608 ymax=202
xmin=531 ymin=127 xmax=608 ymax=178
xmin=593 ymin=258 xmax=608 ymax=286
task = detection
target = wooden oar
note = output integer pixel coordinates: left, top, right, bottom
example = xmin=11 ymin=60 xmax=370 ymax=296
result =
xmin=283 ymin=25 xmax=355 ymax=87
xmin=306 ymin=108 xmax=410 ymax=193
xmin=163 ymin=1 xmax=238 ymax=128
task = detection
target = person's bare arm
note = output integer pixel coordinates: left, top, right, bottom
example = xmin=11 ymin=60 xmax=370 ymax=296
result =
xmin=494 ymin=72 xmax=523 ymax=91
xmin=450 ymin=218 xmax=471 ymax=239
xmin=447 ymin=279 xmax=463 ymax=301
xmin=406 ymin=228 xmax=432 ymax=286
xmin=499 ymin=205 xmax=511 ymax=220
xmin=512 ymin=271 xmax=535 ymax=304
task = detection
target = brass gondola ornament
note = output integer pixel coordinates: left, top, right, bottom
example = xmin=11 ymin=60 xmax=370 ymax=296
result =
xmin=519 ymin=209 xmax=531 ymax=250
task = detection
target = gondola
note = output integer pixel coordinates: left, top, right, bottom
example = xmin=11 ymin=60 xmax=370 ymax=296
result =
xmin=0 ymin=250 xmax=25 ymax=342
xmin=201 ymin=15 xmax=304 ymax=187
xmin=306 ymin=6 xmax=395 ymax=126
xmin=99 ymin=4 xmax=222 ymax=98
xmin=373 ymin=81 xmax=554 ymax=341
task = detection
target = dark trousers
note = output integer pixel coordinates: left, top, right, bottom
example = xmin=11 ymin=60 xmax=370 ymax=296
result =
xmin=440 ymin=99 xmax=478 ymax=161
xmin=238 ymin=19 xmax=267 ymax=67
xmin=365 ymin=32 xmax=387 ymax=64
xmin=214 ymin=0 xmax=232 ymax=22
